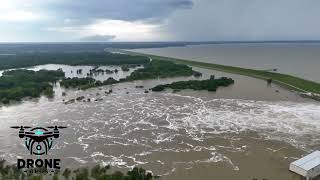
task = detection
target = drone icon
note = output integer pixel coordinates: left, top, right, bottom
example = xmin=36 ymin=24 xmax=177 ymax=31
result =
xmin=11 ymin=126 xmax=67 ymax=155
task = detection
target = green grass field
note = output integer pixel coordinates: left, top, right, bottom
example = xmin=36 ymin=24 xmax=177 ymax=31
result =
xmin=126 ymin=51 xmax=320 ymax=94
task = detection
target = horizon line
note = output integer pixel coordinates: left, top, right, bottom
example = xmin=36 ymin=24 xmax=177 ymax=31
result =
xmin=2 ymin=40 xmax=320 ymax=44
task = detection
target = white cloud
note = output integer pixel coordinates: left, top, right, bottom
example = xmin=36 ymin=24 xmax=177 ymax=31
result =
xmin=2 ymin=0 xmax=320 ymax=41
xmin=79 ymin=35 xmax=116 ymax=42
xmin=47 ymin=19 xmax=165 ymax=41
xmin=0 ymin=10 xmax=42 ymax=22
xmin=86 ymin=20 xmax=162 ymax=41
xmin=0 ymin=0 xmax=46 ymax=22
xmin=161 ymin=0 xmax=320 ymax=41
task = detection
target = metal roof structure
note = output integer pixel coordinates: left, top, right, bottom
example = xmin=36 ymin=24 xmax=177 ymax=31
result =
xmin=290 ymin=151 xmax=320 ymax=179
xmin=291 ymin=151 xmax=320 ymax=171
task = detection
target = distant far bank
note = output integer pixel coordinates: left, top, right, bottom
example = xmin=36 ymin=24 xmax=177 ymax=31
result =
xmin=130 ymin=43 xmax=320 ymax=83
xmin=2 ymin=40 xmax=320 ymax=44
xmin=1 ymin=40 xmax=320 ymax=53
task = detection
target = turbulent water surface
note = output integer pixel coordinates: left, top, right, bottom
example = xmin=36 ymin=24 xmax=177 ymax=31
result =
xmin=0 ymin=64 xmax=319 ymax=179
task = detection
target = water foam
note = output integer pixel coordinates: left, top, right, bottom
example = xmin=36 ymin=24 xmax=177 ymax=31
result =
xmin=1 ymin=88 xmax=320 ymax=173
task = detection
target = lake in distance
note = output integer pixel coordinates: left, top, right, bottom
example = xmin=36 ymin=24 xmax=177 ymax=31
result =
xmin=132 ymin=43 xmax=320 ymax=83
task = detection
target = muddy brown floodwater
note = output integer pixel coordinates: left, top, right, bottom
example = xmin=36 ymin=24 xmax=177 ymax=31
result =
xmin=0 ymin=64 xmax=319 ymax=180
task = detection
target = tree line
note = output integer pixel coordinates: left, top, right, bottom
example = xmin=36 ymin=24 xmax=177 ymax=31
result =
xmin=151 ymin=75 xmax=235 ymax=92
xmin=0 ymin=52 xmax=150 ymax=70
xmin=0 ymin=159 xmax=157 ymax=180
xmin=0 ymin=58 xmax=230 ymax=103
xmin=125 ymin=59 xmax=197 ymax=80
xmin=60 ymin=59 xmax=202 ymax=90
xmin=0 ymin=69 xmax=65 ymax=104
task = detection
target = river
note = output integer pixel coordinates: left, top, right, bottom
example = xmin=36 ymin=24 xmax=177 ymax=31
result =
xmin=0 ymin=63 xmax=319 ymax=179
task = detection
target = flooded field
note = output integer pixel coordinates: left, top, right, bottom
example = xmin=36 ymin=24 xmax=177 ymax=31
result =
xmin=0 ymin=64 xmax=142 ymax=81
xmin=0 ymin=64 xmax=319 ymax=180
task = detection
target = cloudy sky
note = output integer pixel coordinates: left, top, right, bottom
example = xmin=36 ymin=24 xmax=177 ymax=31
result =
xmin=1 ymin=0 xmax=320 ymax=42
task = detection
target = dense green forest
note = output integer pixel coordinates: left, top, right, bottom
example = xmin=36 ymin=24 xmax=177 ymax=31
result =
xmin=60 ymin=77 xmax=118 ymax=90
xmin=125 ymin=59 xmax=199 ymax=80
xmin=60 ymin=77 xmax=96 ymax=89
xmin=151 ymin=75 xmax=234 ymax=92
xmin=0 ymin=52 xmax=150 ymax=70
xmin=0 ymin=52 xmax=225 ymax=102
xmin=0 ymin=159 xmax=157 ymax=180
xmin=0 ymin=69 xmax=65 ymax=104
xmin=60 ymin=59 xmax=202 ymax=89
xmin=0 ymin=42 xmax=219 ymax=54
xmin=0 ymin=56 xmax=203 ymax=101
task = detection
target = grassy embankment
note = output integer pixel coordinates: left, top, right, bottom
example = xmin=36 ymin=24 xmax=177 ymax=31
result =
xmin=125 ymin=51 xmax=320 ymax=94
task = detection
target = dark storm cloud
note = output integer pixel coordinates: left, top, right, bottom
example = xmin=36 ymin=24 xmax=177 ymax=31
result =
xmin=50 ymin=0 xmax=193 ymax=24
xmin=79 ymin=35 xmax=116 ymax=42
xmin=3 ymin=0 xmax=320 ymax=42
xmin=162 ymin=0 xmax=320 ymax=41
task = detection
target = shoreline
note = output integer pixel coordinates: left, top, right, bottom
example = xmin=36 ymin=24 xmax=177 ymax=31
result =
xmin=124 ymin=50 xmax=320 ymax=100
xmin=1 ymin=50 xmax=319 ymax=104
xmin=1 ymin=65 xmax=319 ymax=180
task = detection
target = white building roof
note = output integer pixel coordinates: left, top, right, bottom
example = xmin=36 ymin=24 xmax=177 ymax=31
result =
xmin=291 ymin=151 xmax=320 ymax=171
